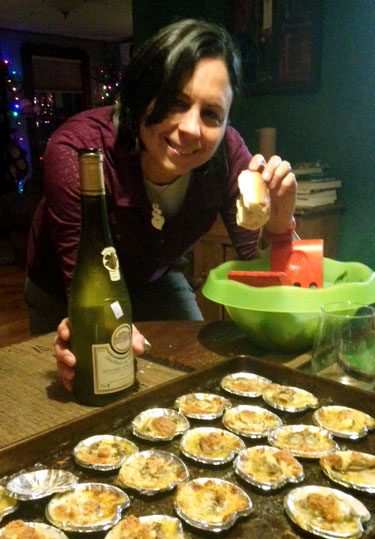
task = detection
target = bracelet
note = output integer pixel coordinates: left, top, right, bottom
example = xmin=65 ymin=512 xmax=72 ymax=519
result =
xmin=263 ymin=217 xmax=296 ymax=242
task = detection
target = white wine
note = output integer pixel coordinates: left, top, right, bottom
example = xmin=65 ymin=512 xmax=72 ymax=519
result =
xmin=69 ymin=148 xmax=135 ymax=406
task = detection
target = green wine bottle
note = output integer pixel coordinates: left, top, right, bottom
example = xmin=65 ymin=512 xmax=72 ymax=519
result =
xmin=69 ymin=148 xmax=135 ymax=406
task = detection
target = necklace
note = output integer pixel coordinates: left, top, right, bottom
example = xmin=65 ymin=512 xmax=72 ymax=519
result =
xmin=144 ymin=173 xmax=191 ymax=231
xmin=151 ymin=203 xmax=165 ymax=230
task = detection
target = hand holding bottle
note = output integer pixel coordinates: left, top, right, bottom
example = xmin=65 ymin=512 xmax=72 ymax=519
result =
xmin=54 ymin=319 xmax=146 ymax=393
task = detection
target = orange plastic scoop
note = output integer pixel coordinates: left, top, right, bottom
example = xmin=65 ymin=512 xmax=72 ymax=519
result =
xmin=227 ymin=239 xmax=324 ymax=288
xmin=271 ymin=239 xmax=324 ymax=288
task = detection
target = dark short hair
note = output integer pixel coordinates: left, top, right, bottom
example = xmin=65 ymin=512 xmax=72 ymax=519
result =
xmin=116 ymin=18 xmax=242 ymax=150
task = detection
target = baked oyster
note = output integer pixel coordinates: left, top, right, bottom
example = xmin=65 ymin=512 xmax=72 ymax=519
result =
xmin=284 ymin=485 xmax=371 ymax=539
xmin=180 ymin=427 xmax=245 ymax=464
xmin=0 ymin=486 xmax=18 ymax=522
xmin=262 ymin=383 xmax=319 ymax=412
xmin=117 ymin=450 xmax=189 ymax=495
xmin=268 ymin=425 xmax=338 ymax=458
xmin=222 ymin=404 xmax=282 ymax=438
xmin=320 ymin=450 xmax=375 ymax=493
xmin=313 ymin=406 xmax=375 ymax=439
xmin=174 ymin=477 xmax=252 ymax=532
xmin=220 ymin=372 xmax=272 ymax=397
xmin=0 ymin=521 xmax=69 ymax=539
xmin=104 ymin=514 xmax=185 ymax=539
xmin=74 ymin=435 xmax=138 ymax=470
xmin=131 ymin=408 xmax=189 ymax=441
xmin=234 ymin=445 xmax=304 ymax=490
xmin=175 ymin=393 xmax=231 ymax=419
xmin=45 ymin=482 xmax=129 ymax=532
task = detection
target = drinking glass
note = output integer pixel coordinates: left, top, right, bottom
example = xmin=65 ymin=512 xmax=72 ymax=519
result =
xmin=311 ymin=302 xmax=375 ymax=390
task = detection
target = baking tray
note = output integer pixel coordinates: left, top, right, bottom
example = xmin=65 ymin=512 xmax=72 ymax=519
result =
xmin=1 ymin=355 xmax=375 ymax=538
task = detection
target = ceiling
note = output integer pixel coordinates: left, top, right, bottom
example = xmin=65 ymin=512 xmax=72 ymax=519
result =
xmin=0 ymin=0 xmax=133 ymax=42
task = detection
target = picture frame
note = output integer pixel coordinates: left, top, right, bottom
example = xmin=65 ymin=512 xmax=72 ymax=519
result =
xmin=232 ymin=0 xmax=324 ymax=95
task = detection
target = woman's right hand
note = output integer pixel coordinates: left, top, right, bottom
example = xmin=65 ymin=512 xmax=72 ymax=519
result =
xmin=54 ymin=318 xmax=146 ymax=392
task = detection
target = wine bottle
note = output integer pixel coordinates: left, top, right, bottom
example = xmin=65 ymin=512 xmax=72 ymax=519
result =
xmin=68 ymin=148 xmax=135 ymax=406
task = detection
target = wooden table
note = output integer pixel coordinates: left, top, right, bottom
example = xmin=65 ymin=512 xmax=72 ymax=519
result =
xmin=0 ymin=320 xmax=299 ymax=451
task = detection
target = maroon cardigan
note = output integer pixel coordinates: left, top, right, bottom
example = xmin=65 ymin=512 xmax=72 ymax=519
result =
xmin=27 ymin=106 xmax=259 ymax=300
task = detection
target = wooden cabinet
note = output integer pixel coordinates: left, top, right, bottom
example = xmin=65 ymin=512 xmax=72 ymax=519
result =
xmin=191 ymin=202 xmax=345 ymax=320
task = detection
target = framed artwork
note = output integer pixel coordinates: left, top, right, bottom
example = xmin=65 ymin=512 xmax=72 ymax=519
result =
xmin=232 ymin=0 xmax=324 ymax=94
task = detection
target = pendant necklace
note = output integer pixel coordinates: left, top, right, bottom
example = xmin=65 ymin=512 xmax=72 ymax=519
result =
xmin=151 ymin=203 xmax=165 ymax=230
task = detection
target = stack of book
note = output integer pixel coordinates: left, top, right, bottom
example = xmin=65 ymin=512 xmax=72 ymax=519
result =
xmin=294 ymin=162 xmax=342 ymax=209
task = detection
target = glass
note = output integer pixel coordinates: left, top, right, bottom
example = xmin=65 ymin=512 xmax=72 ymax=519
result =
xmin=311 ymin=302 xmax=375 ymax=390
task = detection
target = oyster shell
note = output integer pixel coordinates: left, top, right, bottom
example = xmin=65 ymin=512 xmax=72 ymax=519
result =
xmin=320 ymin=450 xmax=375 ymax=493
xmin=268 ymin=424 xmax=338 ymax=458
xmin=45 ymin=482 xmax=130 ymax=532
xmin=180 ymin=427 xmax=245 ymax=464
xmin=220 ymin=372 xmax=272 ymax=397
xmin=222 ymin=404 xmax=282 ymax=438
xmin=131 ymin=408 xmax=189 ymax=441
xmin=262 ymin=383 xmax=319 ymax=412
xmin=0 ymin=521 xmax=69 ymax=539
xmin=174 ymin=393 xmax=231 ymax=420
xmin=313 ymin=406 xmax=375 ymax=440
xmin=174 ymin=477 xmax=252 ymax=532
xmin=234 ymin=445 xmax=304 ymax=490
xmin=284 ymin=485 xmax=371 ymax=539
xmin=0 ymin=486 xmax=18 ymax=522
xmin=74 ymin=435 xmax=138 ymax=471
xmin=6 ymin=470 xmax=78 ymax=501
xmin=117 ymin=450 xmax=189 ymax=495
xmin=105 ymin=514 xmax=186 ymax=539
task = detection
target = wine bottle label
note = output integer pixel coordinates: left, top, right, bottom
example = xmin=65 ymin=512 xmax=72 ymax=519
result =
xmin=92 ymin=324 xmax=134 ymax=394
xmin=101 ymin=246 xmax=120 ymax=281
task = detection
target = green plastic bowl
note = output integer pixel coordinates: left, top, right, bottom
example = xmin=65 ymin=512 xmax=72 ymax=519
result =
xmin=202 ymin=258 xmax=375 ymax=353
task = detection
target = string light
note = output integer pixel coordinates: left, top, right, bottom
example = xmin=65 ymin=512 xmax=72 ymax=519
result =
xmin=94 ymin=67 xmax=121 ymax=106
xmin=1 ymin=55 xmax=29 ymax=192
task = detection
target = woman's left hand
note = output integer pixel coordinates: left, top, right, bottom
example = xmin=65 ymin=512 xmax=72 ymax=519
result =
xmin=249 ymin=154 xmax=296 ymax=234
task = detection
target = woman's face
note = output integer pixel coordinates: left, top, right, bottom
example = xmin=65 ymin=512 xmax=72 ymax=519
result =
xmin=140 ymin=57 xmax=233 ymax=184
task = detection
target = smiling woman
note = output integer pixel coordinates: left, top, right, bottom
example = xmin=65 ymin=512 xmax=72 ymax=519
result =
xmin=24 ymin=18 xmax=297 ymax=394
xmin=139 ymin=58 xmax=233 ymax=184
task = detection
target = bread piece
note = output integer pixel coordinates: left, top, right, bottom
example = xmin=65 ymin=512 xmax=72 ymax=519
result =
xmin=236 ymin=170 xmax=270 ymax=230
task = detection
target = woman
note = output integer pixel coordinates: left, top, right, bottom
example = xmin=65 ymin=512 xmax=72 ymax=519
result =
xmin=26 ymin=19 xmax=296 ymax=391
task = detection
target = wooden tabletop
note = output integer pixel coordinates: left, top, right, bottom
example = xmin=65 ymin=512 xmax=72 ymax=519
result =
xmin=0 ymin=320 xmax=297 ymax=450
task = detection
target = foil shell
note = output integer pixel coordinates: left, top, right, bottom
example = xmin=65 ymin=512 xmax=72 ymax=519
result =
xmin=268 ymin=424 xmax=338 ymax=458
xmin=105 ymin=515 xmax=185 ymax=539
xmin=174 ymin=477 xmax=252 ymax=532
xmin=0 ymin=522 xmax=69 ymax=539
xmin=179 ymin=427 xmax=245 ymax=465
xmin=174 ymin=393 xmax=231 ymax=420
xmin=284 ymin=485 xmax=371 ymax=539
xmin=222 ymin=404 xmax=282 ymax=438
xmin=320 ymin=450 xmax=375 ymax=494
xmin=131 ymin=408 xmax=190 ymax=441
xmin=262 ymin=384 xmax=319 ymax=412
xmin=233 ymin=445 xmax=304 ymax=490
xmin=0 ymin=486 xmax=18 ymax=522
xmin=220 ymin=372 xmax=272 ymax=397
xmin=313 ymin=406 xmax=375 ymax=440
xmin=74 ymin=435 xmax=139 ymax=471
xmin=45 ymin=482 xmax=130 ymax=533
xmin=117 ymin=450 xmax=189 ymax=496
xmin=6 ymin=469 xmax=78 ymax=501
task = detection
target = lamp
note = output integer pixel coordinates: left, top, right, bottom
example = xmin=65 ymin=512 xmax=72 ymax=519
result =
xmin=42 ymin=0 xmax=85 ymax=19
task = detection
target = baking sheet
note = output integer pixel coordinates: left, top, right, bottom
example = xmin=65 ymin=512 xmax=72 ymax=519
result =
xmin=1 ymin=355 xmax=375 ymax=538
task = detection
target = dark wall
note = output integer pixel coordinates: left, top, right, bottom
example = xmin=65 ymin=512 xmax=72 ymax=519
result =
xmin=133 ymin=0 xmax=375 ymax=269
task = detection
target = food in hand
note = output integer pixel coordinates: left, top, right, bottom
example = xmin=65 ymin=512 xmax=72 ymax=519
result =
xmin=236 ymin=170 xmax=270 ymax=230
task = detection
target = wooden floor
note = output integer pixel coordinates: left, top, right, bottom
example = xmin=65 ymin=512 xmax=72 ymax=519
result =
xmin=0 ymin=264 xmax=30 ymax=346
